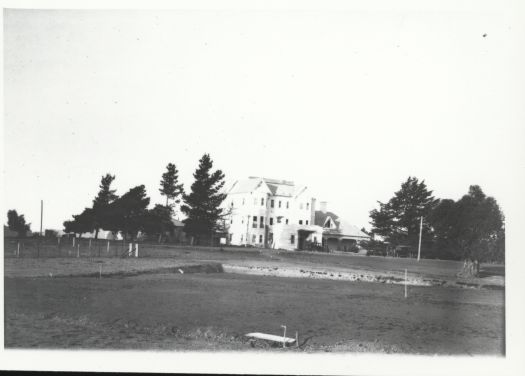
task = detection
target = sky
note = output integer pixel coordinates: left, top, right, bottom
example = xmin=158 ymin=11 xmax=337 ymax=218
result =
xmin=3 ymin=6 xmax=524 ymax=232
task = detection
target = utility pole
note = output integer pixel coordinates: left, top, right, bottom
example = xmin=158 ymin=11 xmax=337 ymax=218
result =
xmin=40 ymin=199 xmax=43 ymax=236
xmin=417 ymin=216 xmax=423 ymax=262
xmin=37 ymin=200 xmax=43 ymax=258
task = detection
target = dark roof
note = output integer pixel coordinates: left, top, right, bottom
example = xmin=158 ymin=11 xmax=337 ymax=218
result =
xmin=314 ymin=211 xmax=340 ymax=227
xmin=314 ymin=211 xmax=370 ymax=239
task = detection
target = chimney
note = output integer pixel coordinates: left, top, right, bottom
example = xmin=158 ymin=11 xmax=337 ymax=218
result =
xmin=320 ymin=201 xmax=327 ymax=213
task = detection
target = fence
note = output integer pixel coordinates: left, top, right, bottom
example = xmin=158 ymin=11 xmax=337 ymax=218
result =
xmin=3 ymin=237 xmax=244 ymax=259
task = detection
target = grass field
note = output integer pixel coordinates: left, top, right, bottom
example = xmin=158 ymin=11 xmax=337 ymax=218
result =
xmin=4 ymin=245 xmax=505 ymax=354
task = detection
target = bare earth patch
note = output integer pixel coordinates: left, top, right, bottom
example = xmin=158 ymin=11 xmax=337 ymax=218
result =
xmin=4 ymin=272 xmax=504 ymax=354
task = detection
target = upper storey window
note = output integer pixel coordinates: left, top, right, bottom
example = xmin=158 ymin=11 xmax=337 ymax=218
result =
xmin=261 ymin=198 xmax=265 ymax=206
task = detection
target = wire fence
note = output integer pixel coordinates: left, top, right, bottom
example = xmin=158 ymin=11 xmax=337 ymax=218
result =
xmin=3 ymin=237 xmax=232 ymax=259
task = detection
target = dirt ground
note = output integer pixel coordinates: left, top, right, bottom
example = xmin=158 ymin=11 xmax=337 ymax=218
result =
xmin=4 ymin=272 xmax=504 ymax=354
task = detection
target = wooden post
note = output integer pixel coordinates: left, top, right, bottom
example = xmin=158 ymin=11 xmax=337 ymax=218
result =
xmin=135 ymin=243 xmax=139 ymax=258
xmin=73 ymin=237 xmax=75 ymax=247
xmin=40 ymin=200 xmax=43 ymax=236
xmin=107 ymin=241 xmax=110 ymax=254
xmin=99 ymin=265 xmax=102 ymax=279
xmin=417 ymin=216 xmax=423 ymax=261
xmin=128 ymin=243 xmax=132 ymax=257
xmin=404 ymin=269 xmax=408 ymax=298
xmin=17 ymin=242 xmax=20 ymax=258
xmin=281 ymin=325 xmax=287 ymax=348
xmin=295 ymin=331 xmax=299 ymax=348
xmin=77 ymin=243 xmax=80 ymax=258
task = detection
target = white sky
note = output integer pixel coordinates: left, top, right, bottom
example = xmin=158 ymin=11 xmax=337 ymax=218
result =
xmin=3 ymin=6 xmax=524 ymax=232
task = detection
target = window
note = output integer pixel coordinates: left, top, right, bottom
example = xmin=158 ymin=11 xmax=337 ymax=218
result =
xmin=299 ymin=220 xmax=303 ymax=225
xmin=230 ymin=219 xmax=233 ymax=224
xmin=285 ymin=219 xmax=289 ymax=224
xmin=286 ymin=201 xmax=289 ymax=209
xmin=290 ymin=235 xmax=295 ymax=244
xmin=252 ymin=234 xmax=256 ymax=243
xmin=279 ymin=201 xmax=282 ymax=208
xmin=313 ymin=236 xmax=317 ymax=243
xmin=270 ymin=218 xmax=274 ymax=225
xmin=306 ymin=220 xmax=309 ymax=225
xmin=240 ymin=234 xmax=243 ymax=242
xmin=259 ymin=235 xmax=263 ymax=243
xmin=242 ymin=218 xmax=244 ymax=224
xmin=271 ymin=199 xmax=274 ymax=208
xmin=229 ymin=234 xmax=233 ymax=242
xmin=231 ymin=201 xmax=234 ymax=207
xmin=306 ymin=203 xmax=310 ymax=210
xmin=261 ymin=198 xmax=264 ymax=206
xmin=252 ymin=216 xmax=257 ymax=228
xmin=259 ymin=216 xmax=264 ymax=228
xmin=277 ymin=217 xmax=282 ymax=223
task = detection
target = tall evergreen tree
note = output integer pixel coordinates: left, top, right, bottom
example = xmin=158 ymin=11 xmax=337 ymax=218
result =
xmin=181 ymin=154 xmax=227 ymax=245
xmin=369 ymin=176 xmax=438 ymax=250
xmin=142 ymin=204 xmax=176 ymax=242
xmin=63 ymin=208 xmax=95 ymax=237
xmin=106 ymin=185 xmax=150 ymax=241
xmin=159 ymin=163 xmax=184 ymax=208
xmin=430 ymin=185 xmax=504 ymax=277
xmin=92 ymin=173 xmax=119 ymax=238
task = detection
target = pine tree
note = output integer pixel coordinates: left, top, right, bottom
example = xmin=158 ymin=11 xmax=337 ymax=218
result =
xmin=106 ymin=185 xmax=150 ymax=241
xmin=159 ymin=163 xmax=184 ymax=208
xmin=92 ymin=173 xmax=119 ymax=238
xmin=369 ymin=176 xmax=438 ymax=251
xmin=63 ymin=208 xmax=95 ymax=237
xmin=181 ymin=154 xmax=227 ymax=245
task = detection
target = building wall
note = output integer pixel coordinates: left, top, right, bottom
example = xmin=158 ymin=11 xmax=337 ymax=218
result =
xmin=224 ymin=184 xmax=320 ymax=250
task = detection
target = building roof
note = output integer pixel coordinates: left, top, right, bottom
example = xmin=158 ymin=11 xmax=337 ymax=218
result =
xmin=228 ymin=177 xmax=305 ymax=197
xmin=227 ymin=177 xmax=266 ymax=194
xmin=314 ymin=210 xmax=370 ymax=239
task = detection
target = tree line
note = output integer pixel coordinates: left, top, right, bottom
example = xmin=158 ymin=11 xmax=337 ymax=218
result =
xmin=362 ymin=176 xmax=505 ymax=277
xmin=5 ymin=166 xmax=504 ymax=278
xmin=61 ymin=153 xmax=227 ymax=244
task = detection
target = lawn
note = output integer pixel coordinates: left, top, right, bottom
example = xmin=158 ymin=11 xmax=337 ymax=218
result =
xmin=3 ymin=245 xmax=505 ymax=354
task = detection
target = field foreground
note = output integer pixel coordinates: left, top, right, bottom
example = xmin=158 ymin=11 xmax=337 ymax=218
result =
xmin=4 ymin=246 xmax=505 ymax=354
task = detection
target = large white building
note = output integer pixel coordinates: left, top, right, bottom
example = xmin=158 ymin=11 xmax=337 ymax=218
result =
xmin=223 ymin=177 xmax=323 ymax=251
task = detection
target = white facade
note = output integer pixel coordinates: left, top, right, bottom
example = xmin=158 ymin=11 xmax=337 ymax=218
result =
xmin=223 ymin=177 xmax=323 ymax=251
